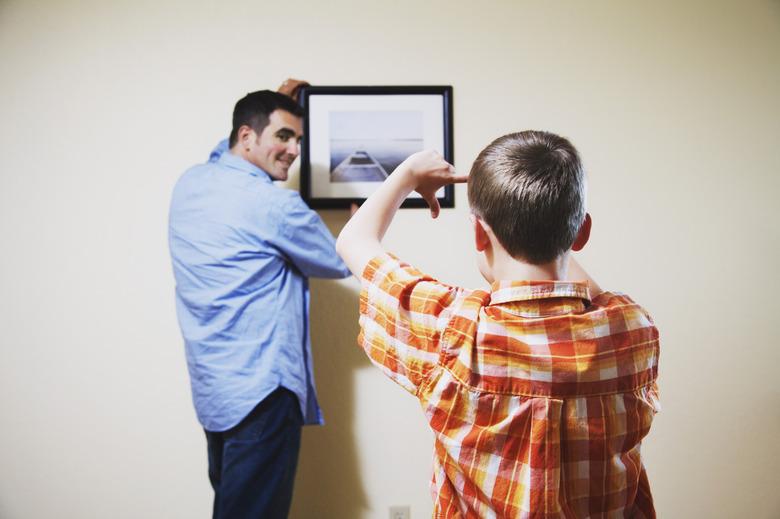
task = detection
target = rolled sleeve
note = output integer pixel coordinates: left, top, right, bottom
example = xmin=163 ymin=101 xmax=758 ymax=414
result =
xmin=358 ymin=253 xmax=463 ymax=394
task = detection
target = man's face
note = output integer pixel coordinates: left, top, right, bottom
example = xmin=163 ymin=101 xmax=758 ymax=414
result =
xmin=245 ymin=109 xmax=303 ymax=181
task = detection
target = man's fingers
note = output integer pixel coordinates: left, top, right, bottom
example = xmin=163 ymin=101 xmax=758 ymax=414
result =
xmin=277 ymin=78 xmax=310 ymax=102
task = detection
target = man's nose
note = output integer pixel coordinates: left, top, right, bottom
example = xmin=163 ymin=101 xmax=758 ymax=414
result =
xmin=286 ymin=140 xmax=299 ymax=155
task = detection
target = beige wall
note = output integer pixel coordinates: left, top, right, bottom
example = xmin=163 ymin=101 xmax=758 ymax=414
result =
xmin=1 ymin=0 xmax=778 ymax=517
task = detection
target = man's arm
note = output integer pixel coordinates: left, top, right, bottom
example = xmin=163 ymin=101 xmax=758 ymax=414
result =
xmin=336 ymin=150 xmax=467 ymax=277
xmin=270 ymin=191 xmax=350 ymax=279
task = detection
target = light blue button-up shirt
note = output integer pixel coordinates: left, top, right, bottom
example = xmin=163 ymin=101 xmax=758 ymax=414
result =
xmin=169 ymin=140 xmax=350 ymax=432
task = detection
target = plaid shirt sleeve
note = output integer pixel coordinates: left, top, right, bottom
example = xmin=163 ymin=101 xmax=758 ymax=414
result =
xmin=359 ymin=253 xmax=465 ymax=395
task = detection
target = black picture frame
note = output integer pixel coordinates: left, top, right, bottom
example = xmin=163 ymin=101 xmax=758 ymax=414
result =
xmin=299 ymin=85 xmax=454 ymax=209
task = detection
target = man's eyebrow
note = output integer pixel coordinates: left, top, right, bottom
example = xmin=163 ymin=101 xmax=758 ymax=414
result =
xmin=276 ymin=127 xmax=303 ymax=141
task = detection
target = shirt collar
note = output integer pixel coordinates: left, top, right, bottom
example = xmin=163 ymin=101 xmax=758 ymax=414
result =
xmin=488 ymin=280 xmax=591 ymax=305
xmin=216 ymin=149 xmax=274 ymax=183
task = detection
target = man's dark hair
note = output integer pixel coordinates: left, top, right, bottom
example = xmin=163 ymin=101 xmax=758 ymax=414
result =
xmin=467 ymin=130 xmax=586 ymax=264
xmin=228 ymin=90 xmax=305 ymax=148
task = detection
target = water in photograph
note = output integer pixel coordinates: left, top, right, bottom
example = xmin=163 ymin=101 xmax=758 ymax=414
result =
xmin=330 ymin=139 xmax=423 ymax=178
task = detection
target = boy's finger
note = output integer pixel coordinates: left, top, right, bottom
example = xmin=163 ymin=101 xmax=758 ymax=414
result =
xmin=426 ymin=195 xmax=441 ymax=219
xmin=445 ymin=164 xmax=468 ymax=184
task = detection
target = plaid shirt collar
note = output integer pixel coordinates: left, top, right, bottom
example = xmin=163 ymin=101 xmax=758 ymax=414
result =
xmin=488 ymin=280 xmax=591 ymax=318
xmin=489 ymin=280 xmax=591 ymax=304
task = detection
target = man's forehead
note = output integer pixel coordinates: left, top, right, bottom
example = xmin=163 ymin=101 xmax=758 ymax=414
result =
xmin=263 ymin=110 xmax=303 ymax=139
xmin=270 ymin=109 xmax=303 ymax=131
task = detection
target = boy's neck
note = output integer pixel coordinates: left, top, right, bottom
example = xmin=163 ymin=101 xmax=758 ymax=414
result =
xmin=488 ymin=249 xmax=569 ymax=283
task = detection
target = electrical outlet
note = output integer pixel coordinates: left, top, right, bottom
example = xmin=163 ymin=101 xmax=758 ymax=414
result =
xmin=389 ymin=505 xmax=410 ymax=519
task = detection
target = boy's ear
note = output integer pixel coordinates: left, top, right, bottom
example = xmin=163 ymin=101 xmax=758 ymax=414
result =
xmin=471 ymin=214 xmax=491 ymax=252
xmin=572 ymin=213 xmax=592 ymax=252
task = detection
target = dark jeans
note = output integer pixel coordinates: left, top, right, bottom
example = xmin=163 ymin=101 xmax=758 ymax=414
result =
xmin=205 ymin=388 xmax=303 ymax=519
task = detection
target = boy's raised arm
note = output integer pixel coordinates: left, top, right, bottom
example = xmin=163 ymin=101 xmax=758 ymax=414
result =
xmin=336 ymin=150 xmax=467 ymax=277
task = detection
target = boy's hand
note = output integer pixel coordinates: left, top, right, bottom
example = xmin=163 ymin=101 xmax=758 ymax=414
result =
xmin=337 ymin=150 xmax=464 ymax=277
xmin=397 ymin=150 xmax=468 ymax=218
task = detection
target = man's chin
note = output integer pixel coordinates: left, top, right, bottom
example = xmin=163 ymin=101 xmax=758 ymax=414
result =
xmin=272 ymin=168 xmax=289 ymax=181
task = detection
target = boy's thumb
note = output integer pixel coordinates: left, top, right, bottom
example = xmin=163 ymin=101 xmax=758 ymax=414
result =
xmin=426 ymin=195 xmax=441 ymax=219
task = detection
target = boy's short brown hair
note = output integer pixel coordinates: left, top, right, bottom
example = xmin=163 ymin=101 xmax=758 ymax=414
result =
xmin=467 ymin=130 xmax=586 ymax=264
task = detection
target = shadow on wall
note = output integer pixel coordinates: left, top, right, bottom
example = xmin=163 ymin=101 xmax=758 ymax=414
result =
xmin=289 ymin=274 xmax=369 ymax=518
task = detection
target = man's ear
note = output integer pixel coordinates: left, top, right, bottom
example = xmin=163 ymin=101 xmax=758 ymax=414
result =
xmin=572 ymin=213 xmax=592 ymax=252
xmin=238 ymin=125 xmax=255 ymax=150
xmin=471 ymin=214 xmax=491 ymax=252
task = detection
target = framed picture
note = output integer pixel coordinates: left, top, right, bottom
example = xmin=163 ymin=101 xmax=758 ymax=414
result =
xmin=299 ymin=85 xmax=454 ymax=209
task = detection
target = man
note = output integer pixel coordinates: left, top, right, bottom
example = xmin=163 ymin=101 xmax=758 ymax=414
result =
xmin=169 ymin=85 xmax=350 ymax=518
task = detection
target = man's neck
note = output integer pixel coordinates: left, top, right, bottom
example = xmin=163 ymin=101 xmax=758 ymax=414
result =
xmin=229 ymin=145 xmax=244 ymax=159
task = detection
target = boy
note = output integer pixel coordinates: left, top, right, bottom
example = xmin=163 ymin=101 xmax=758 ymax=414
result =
xmin=336 ymin=131 xmax=660 ymax=518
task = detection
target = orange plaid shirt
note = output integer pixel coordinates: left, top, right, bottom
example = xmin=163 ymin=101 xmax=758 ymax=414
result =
xmin=358 ymin=253 xmax=660 ymax=519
